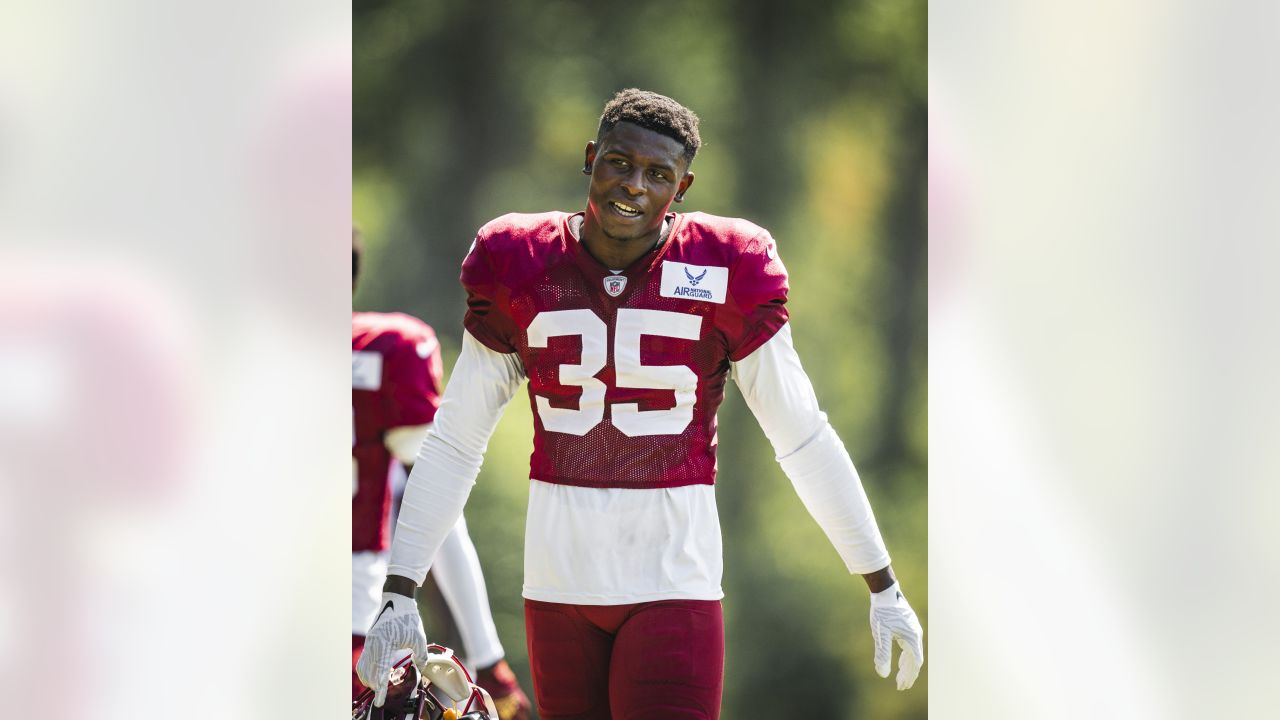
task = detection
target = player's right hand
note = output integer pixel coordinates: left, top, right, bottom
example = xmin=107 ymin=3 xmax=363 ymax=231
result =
xmin=355 ymin=592 xmax=429 ymax=707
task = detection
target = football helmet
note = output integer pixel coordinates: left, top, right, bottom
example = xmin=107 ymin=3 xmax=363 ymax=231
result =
xmin=353 ymin=645 xmax=499 ymax=720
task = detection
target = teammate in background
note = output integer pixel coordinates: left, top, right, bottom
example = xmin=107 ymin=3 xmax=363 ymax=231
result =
xmin=358 ymin=90 xmax=924 ymax=719
xmin=352 ymin=227 xmax=531 ymax=718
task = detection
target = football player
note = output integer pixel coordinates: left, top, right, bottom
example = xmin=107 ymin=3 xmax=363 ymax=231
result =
xmin=358 ymin=90 xmax=924 ymax=719
xmin=353 ymin=228 xmax=531 ymax=718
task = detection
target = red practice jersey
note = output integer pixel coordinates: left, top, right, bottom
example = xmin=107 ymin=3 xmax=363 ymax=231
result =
xmin=352 ymin=312 xmax=444 ymax=552
xmin=461 ymin=211 xmax=788 ymax=489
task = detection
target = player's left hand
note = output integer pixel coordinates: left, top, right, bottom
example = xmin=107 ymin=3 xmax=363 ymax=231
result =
xmin=869 ymin=582 xmax=924 ymax=690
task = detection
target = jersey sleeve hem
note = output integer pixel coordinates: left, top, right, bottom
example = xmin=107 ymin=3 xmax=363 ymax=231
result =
xmin=727 ymin=319 xmax=787 ymax=362
xmin=463 ymin=315 xmax=519 ymax=354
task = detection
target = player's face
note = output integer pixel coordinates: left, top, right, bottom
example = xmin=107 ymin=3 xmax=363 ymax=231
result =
xmin=583 ymin=122 xmax=694 ymax=243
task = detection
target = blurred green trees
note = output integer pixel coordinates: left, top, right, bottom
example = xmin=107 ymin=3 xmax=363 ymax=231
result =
xmin=354 ymin=1 xmax=925 ymax=717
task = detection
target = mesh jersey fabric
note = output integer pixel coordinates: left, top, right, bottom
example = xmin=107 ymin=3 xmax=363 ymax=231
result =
xmin=460 ymin=211 xmax=788 ymax=489
xmin=352 ymin=311 xmax=444 ymax=552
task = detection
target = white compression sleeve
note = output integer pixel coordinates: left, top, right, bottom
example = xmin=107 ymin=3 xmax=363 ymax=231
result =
xmin=388 ymin=331 xmax=526 ymax=584
xmin=430 ymin=515 xmax=506 ymax=669
xmin=731 ymin=323 xmax=891 ymax=574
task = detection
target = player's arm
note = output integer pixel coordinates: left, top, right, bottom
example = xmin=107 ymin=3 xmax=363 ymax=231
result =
xmin=730 ymin=323 xmax=891 ymax=574
xmin=382 ymin=228 xmax=525 ymax=594
xmin=372 ymin=428 xmax=426 ymax=600
xmin=380 ymin=423 xmax=430 ymax=603
xmin=386 ymin=329 xmax=525 ymax=588
xmin=731 ymin=323 xmax=924 ymax=690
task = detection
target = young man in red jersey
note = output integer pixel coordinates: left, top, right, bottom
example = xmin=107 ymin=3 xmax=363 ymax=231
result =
xmin=357 ymin=90 xmax=923 ymax=719
xmin=352 ymin=228 xmax=530 ymax=718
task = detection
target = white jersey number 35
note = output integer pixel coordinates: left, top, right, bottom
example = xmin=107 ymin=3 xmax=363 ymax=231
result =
xmin=526 ymin=308 xmax=701 ymax=437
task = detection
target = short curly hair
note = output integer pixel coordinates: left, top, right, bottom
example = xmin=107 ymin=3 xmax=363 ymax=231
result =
xmin=597 ymin=88 xmax=701 ymax=165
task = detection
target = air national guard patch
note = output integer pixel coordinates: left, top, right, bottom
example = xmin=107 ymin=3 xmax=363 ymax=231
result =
xmin=659 ymin=261 xmax=728 ymax=304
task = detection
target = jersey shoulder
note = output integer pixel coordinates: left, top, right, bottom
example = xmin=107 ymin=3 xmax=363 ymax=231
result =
xmin=464 ymin=211 xmax=572 ymax=290
xmin=677 ymin=211 xmax=770 ymax=243
xmin=477 ymin=211 xmax=567 ymax=240
xmin=671 ymin=212 xmax=776 ymax=264
xmin=475 ymin=212 xmax=569 ymax=258
xmin=352 ymin=311 xmax=437 ymax=355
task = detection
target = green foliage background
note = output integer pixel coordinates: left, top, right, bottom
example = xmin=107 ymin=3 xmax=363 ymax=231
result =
xmin=354 ymin=1 xmax=926 ymax=717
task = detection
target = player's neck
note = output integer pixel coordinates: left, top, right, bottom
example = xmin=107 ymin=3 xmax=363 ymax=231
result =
xmin=575 ymin=215 xmax=670 ymax=271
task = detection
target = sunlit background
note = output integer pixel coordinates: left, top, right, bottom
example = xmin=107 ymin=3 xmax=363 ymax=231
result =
xmin=931 ymin=1 xmax=1280 ymax=717
xmin=3 ymin=0 xmax=1277 ymax=717
xmin=0 ymin=1 xmax=351 ymax=717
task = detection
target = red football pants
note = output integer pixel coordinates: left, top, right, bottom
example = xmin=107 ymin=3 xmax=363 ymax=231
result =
xmin=524 ymin=598 xmax=724 ymax=720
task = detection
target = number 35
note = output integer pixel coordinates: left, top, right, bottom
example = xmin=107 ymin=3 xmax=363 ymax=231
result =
xmin=526 ymin=308 xmax=701 ymax=437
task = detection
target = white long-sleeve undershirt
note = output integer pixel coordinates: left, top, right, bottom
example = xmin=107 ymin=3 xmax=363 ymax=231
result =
xmin=731 ymin=323 xmax=891 ymax=574
xmin=388 ymin=332 xmax=525 ymax=584
xmin=388 ymin=323 xmax=890 ymax=603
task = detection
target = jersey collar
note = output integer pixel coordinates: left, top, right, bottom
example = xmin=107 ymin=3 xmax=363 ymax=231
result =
xmin=562 ymin=211 xmax=681 ymax=282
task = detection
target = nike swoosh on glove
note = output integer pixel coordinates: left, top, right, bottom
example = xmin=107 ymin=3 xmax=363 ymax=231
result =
xmin=356 ymin=592 xmax=429 ymax=707
xmin=869 ymin=581 xmax=925 ymax=690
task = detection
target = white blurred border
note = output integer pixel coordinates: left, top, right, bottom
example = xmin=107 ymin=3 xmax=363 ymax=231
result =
xmin=931 ymin=2 xmax=1280 ymax=717
xmin=0 ymin=2 xmax=349 ymax=717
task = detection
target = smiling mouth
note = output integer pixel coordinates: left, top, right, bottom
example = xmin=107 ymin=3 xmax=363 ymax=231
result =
xmin=609 ymin=200 xmax=643 ymax=218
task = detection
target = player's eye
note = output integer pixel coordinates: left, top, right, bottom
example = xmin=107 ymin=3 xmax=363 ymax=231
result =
xmin=649 ymin=170 xmax=670 ymax=182
xmin=610 ymin=158 xmax=629 ymax=169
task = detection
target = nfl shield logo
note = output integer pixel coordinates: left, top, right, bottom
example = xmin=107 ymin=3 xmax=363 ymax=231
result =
xmin=603 ymin=275 xmax=627 ymax=297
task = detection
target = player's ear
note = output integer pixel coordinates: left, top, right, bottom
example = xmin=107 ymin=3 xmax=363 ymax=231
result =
xmin=674 ymin=172 xmax=695 ymax=203
xmin=583 ymin=141 xmax=596 ymax=175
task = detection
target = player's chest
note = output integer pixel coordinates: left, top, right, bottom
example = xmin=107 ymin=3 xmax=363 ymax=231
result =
xmin=506 ymin=260 xmax=729 ymax=373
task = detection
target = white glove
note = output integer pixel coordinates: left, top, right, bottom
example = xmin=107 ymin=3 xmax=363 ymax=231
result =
xmin=869 ymin=582 xmax=925 ymax=690
xmin=356 ymin=592 xmax=429 ymax=707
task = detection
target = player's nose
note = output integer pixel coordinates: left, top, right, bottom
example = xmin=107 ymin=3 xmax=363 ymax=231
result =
xmin=620 ymin=168 xmax=646 ymax=197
